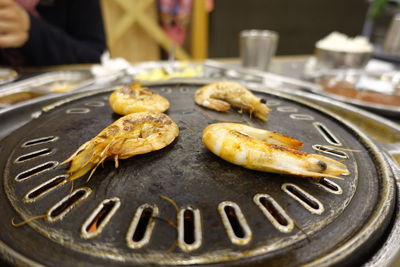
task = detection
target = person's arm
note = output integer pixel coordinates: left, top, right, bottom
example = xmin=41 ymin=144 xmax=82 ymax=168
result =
xmin=21 ymin=0 xmax=106 ymax=66
xmin=0 ymin=0 xmax=29 ymax=48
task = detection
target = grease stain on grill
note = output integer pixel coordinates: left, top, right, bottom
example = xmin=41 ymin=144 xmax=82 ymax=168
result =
xmin=218 ymin=201 xmax=252 ymax=245
xmin=15 ymin=161 xmax=59 ymax=182
xmin=84 ymin=101 xmax=105 ymax=107
xmin=282 ymin=183 xmax=324 ymax=215
xmin=23 ymin=174 xmax=68 ymax=202
xmin=313 ymin=122 xmax=342 ymax=146
xmin=277 ymin=106 xmax=298 ymax=112
xmin=314 ymin=178 xmax=343 ymax=195
xmin=178 ymin=207 xmax=202 ymax=251
xmin=289 ymin=114 xmax=314 ymax=121
xmin=22 ymin=136 xmax=58 ymax=147
xmin=81 ymin=197 xmax=121 ymax=239
xmin=312 ymin=144 xmax=348 ymax=159
xmin=46 ymin=187 xmax=91 ymax=222
xmin=253 ymin=194 xmax=294 ymax=233
xmin=126 ymin=204 xmax=158 ymax=249
xmin=66 ymin=108 xmax=90 ymax=114
xmin=14 ymin=148 xmax=53 ymax=163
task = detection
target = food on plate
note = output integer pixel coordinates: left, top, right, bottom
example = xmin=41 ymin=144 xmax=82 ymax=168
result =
xmin=0 ymin=92 xmax=42 ymax=105
xmin=194 ymin=81 xmax=270 ymax=120
xmin=316 ymin=32 xmax=373 ymax=53
xmin=62 ymin=112 xmax=179 ymax=181
xmin=50 ymin=82 xmax=77 ymax=93
xmin=202 ymin=123 xmax=350 ymax=179
xmin=135 ymin=64 xmax=203 ymax=81
xmin=109 ymin=82 xmax=170 ymax=115
xmin=319 ymin=78 xmax=400 ymax=107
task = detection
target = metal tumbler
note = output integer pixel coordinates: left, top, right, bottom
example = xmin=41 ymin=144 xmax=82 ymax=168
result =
xmin=383 ymin=14 xmax=400 ymax=56
xmin=240 ymin=29 xmax=278 ymax=71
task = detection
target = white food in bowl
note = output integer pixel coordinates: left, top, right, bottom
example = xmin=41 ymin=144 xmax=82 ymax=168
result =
xmin=316 ymin=32 xmax=373 ymax=53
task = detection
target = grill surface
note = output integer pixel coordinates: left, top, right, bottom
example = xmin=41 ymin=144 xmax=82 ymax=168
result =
xmin=0 ymin=81 xmax=395 ymax=266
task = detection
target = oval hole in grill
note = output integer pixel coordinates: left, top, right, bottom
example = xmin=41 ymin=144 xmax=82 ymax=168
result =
xmin=316 ymin=178 xmax=343 ymax=195
xmin=15 ymin=161 xmax=58 ymax=182
xmin=266 ymin=100 xmax=280 ymax=106
xmin=126 ymin=204 xmax=158 ymax=249
xmin=81 ymin=198 xmax=121 ymax=238
xmin=218 ymin=202 xmax=252 ymax=245
xmin=224 ymin=206 xmax=244 ymax=238
xmin=183 ymin=210 xmax=195 ymax=244
xmin=178 ymin=207 xmax=202 ymax=251
xmin=132 ymin=207 xmax=153 ymax=242
xmin=289 ymin=114 xmax=314 ymax=121
xmin=253 ymin=194 xmax=294 ymax=233
xmin=179 ymin=87 xmax=189 ymax=93
xmin=15 ymin=148 xmax=52 ymax=163
xmin=66 ymin=108 xmax=90 ymax=114
xmin=47 ymin=188 xmax=91 ymax=222
xmin=85 ymin=101 xmax=104 ymax=107
xmin=24 ymin=174 xmax=68 ymax=202
xmin=313 ymin=122 xmax=342 ymax=146
xmin=282 ymin=183 xmax=324 ymax=215
xmin=277 ymin=106 xmax=298 ymax=112
xmin=22 ymin=136 xmax=58 ymax=147
xmin=312 ymin=144 xmax=348 ymax=159
xmin=161 ymin=87 xmax=172 ymax=94
xmin=260 ymin=197 xmax=288 ymax=226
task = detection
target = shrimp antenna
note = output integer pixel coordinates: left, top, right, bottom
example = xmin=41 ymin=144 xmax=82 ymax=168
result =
xmin=197 ymin=108 xmax=244 ymax=123
xmin=11 ymin=215 xmax=46 ymax=227
xmin=179 ymin=120 xmax=200 ymax=136
xmin=160 ymin=194 xmax=179 ymax=213
xmin=69 ymin=180 xmax=75 ymax=194
xmin=293 ymin=219 xmax=311 ymax=242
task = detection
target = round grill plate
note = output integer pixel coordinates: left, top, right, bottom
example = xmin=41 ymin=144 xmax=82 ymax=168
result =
xmin=0 ymin=81 xmax=395 ymax=266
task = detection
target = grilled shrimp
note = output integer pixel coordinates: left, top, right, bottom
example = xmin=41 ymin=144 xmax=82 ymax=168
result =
xmin=202 ymin=123 xmax=350 ymax=179
xmin=194 ymin=81 xmax=270 ymax=120
xmin=62 ymin=112 xmax=179 ymax=181
xmin=109 ymin=82 xmax=170 ymax=115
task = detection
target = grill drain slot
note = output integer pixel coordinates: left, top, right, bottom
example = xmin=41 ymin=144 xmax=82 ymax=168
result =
xmin=22 ymin=136 xmax=58 ymax=147
xmin=254 ymin=194 xmax=294 ymax=233
xmin=312 ymin=144 xmax=348 ymax=159
xmin=126 ymin=204 xmax=158 ymax=249
xmin=313 ymin=122 xmax=342 ymax=146
xmin=66 ymin=108 xmax=90 ymax=114
xmin=84 ymin=101 xmax=105 ymax=107
xmin=282 ymin=183 xmax=324 ymax=215
xmin=218 ymin=201 xmax=252 ymax=245
xmin=178 ymin=207 xmax=202 ymax=251
xmin=15 ymin=161 xmax=58 ymax=182
xmin=290 ymin=114 xmax=314 ymax=120
xmin=15 ymin=148 xmax=52 ymax=163
xmin=81 ymin=197 xmax=121 ymax=239
xmin=277 ymin=106 xmax=298 ymax=112
xmin=266 ymin=100 xmax=281 ymax=106
xmin=23 ymin=174 xmax=68 ymax=202
xmin=315 ymin=178 xmax=343 ymax=195
xmin=46 ymin=187 xmax=91 ymax=222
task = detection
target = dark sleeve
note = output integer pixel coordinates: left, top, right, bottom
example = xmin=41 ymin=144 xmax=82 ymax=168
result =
xmin=20 ymin=0 xmax=106 ymax=66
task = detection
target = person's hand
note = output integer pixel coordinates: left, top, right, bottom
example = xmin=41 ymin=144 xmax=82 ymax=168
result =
xmin=0 ymin=0 xmax=30 ymax=48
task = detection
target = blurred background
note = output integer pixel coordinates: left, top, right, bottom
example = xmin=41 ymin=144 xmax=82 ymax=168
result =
xmin=101 ymin=0 xmax=397 ymax=62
